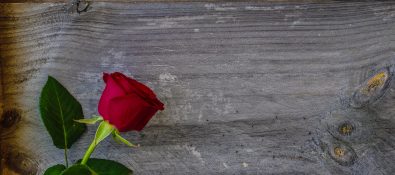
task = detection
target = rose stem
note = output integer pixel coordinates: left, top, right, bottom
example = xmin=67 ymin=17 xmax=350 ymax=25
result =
xmin=81 ymin=140 xmax=97 ymax=165
xmin=64 ymin=148 xmax=68 ymax=167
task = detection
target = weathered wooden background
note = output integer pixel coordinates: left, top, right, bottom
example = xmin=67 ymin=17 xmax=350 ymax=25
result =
xmin=1 ymin=1 xmax=395 ymax=174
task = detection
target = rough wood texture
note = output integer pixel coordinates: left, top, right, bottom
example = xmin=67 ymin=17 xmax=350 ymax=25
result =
xmin=0 ymin=0 xmax=328 ymax=3
xmin=1 ymin=1 xmax=395 ymax=174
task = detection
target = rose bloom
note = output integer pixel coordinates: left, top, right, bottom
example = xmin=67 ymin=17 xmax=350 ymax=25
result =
xmin=98 ymin=72 xmax=164 ymax=132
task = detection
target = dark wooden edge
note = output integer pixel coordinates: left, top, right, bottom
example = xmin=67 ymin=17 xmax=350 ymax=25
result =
xmin=0 ymin=0 xmax=330 ymax=3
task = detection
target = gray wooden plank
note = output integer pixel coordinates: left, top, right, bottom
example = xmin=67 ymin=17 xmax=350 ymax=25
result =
xmin=1 ymin=1 xmax=395 ymax=174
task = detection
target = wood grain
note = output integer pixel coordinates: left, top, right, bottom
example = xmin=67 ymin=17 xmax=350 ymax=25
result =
xmin=1 ymin=1 xmax=395 ymax=174
xmin=0 ymin=0 xmax=329 ymax=3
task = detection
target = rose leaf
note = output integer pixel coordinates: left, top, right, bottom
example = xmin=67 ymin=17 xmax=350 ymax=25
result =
xmin=39 ymin=76 xmax=86 ymax=149
xmin=61 ymin=164 xmax=93 ymax=175
xmin=77 ymin=158 xmax=133 ymax=175
xmin=43 ymin=164 xmax=66 ymax=175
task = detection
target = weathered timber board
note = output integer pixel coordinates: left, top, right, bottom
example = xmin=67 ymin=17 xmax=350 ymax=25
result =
xmin=1 ymin=1 xmax=395 ymax=175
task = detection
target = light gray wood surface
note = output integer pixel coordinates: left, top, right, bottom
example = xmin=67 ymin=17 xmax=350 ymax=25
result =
xmin=1 ymin=1 xmax=395 ymax=174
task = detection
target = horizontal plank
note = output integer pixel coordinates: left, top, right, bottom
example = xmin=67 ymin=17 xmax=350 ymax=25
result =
xmin=1 ymin=1 xmax=395 ymax=174
xmin=0 ymin=0 xmax=328 ymax=3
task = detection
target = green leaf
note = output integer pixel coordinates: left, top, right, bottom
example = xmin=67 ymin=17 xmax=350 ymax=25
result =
xmin=112 ymin=130 xmax=139 ymax=147
xmin=39 ymin=76 xmax=86 ymax=149
xmin=61 ymin=164 xmax=93 ymax=175
xmin=75 ymin=115 xmax=103 ymax=125
xmin=77 ymin=158 xmax=133 ymax=175
xmin=94 ymin=121 xmax=114 ymax=145
xmin=44 ymin=164 xmax=66 ymax=175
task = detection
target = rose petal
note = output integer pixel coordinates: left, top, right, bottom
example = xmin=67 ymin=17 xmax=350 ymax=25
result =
xmin=111 ymin=72 xmax=135 ymax=94
xmin=127 ymin=78 xmax=157 ymax=99
xmin=98 ymin=74 xmax=128 ymax=121
xmin=126 ymin=80 xmax=164 ymax=110
xmin=103 ymin=72 xmax=110 ymax=83
xmin=108 ymin=93 xmax=156 ymax=132
xmin=112 ymin=72 xmax=164 ymax=110
xmin=133 ymin=108 xmax=157 ymax=131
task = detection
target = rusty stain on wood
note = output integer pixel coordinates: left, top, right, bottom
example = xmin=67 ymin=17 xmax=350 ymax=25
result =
xmin=0 ymin=4 xmax=39 ymax=175
xmin=0 ymin=109 xmax=36 ymax=175
xmin=0 ymin=143 xmax=38 ymax=175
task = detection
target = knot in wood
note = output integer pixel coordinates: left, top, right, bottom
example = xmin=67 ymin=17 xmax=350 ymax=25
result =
xmin=1 ymin=109 xmax=21 ymax=128
xmin=328 ymin=143 xmax=357 ymax=166
xmin=350 ymin=67 xmax=392 ymax=108
xmin=334 ymin=147 xmax=345 ymax=157
xmin=338 ymin=122 xmax=353 ymax=136
xmin=361 ymin=71 xmax=388 ymax=95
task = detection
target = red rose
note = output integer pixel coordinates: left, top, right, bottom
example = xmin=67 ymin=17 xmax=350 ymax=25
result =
xmin=98 ymin=72 xmax=164 ymax=132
